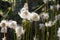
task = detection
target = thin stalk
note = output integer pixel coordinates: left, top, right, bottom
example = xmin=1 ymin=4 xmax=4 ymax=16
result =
xmin=26 ymin=0 xmax=28 ymax=3
xmin=11 ymin=29 xmax=16 ymax=40
xmin=22 ymin=24 xmax=24 ymax=40
xmin=3 ymin=7 xmax=11 ymax=19
xmin=26 ymin=20 xmax=27 ymax=40
xmin=35 ymin=22 xmax=37 ymax=40
xmin=4 ymin=28 xmax=6 ymax=39
xmin=30 ymin=22 xmax=32 ymax=40
xmin=22 ymin=34 xmax=24 ymax=40
xmin=22 ymin=26 xmax=25 ymax=40
xmin=41 ymin=24 xmax=45 ymax=40
xmin=40 ymin=3 xmax=48 ymax=40
xmin=28 ymin=21 xmax=30 ymax=40
xmin=54 ymin=0 xmax=57 ymax=40
xmin=41 ymin=15 xmax=45 ymax=40
xmin=29 ymin=22 xmax=31 ymax=40
xmin=49 ymin=0 xmax=53 ymax=40
xmin=16 ymin=33 xmax=18 ymax=40
xmin=46 ymin=0 xmax=49 ymax=40
xmin=22 ymin=29 xmax=25 ymax=40
xmin=55 ymin=9 xmax=57 ymax=39
xmin=4 ymin=32 xmax=6 ymax=37
xmin=24 ymin=20 xmax=29 ymax=40
xmin=25 ymin=22 xmax=28 ymax=40
xmin=46 ymin=28 xmax=49 ymax=40
xmin=29 ymin=21 xmax=31 ymax=39
xmin=14 ymin=31 xmax=15 ymax=40
xmin=34 ymin=4 xmax=45 ymax=12
xmin=22 ymin=20 xmax=25 ymax=40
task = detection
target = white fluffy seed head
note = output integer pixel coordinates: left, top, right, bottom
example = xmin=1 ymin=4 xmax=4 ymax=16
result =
xmin=43 ymin=0 xmax=47 ymax=3
xmin=33 ymin=35 xmax=39 ymax=40
xmin=57 ymin=28 xmax=60 ymax=37
xmin=24 ymin=3 xmax=28 ymax=10
xmin=2 ymin=37 xmax=6 ymax=40
xmin=39 ymin=24 xmax=45 ymax=29
xmin=8 ymin=20 xmax=17 ymax=29
xmin=50 ymin=5 xmax=54 ymax=10
xmin=0 ymin=20 xmax=8 ymax=27
xmin=56 ymin=4 xmax=60 ymax=10
xmin=30 ymin=12 xmax=40 ymax=21
xmin=40 ymin=13 xmax=49 ymax=20
xmin=18 ymin=4 xmax=31 ymax=20
xmin=52 ymin=19 xmax=57 ymax=25
xmin=20 ymin=3 xmax=28 ymax=13
xmin=45 ymin=21 xmax=52 ymax=27
xmin=18 ymin=10 xmax=31 ymax=20
xmin=55 ymin=14 xmax=60 ymax=20
xmin=15 ymin=26 xmax=25 ymax=37
xmin=1 ymin=27 xmax=7 ymax=33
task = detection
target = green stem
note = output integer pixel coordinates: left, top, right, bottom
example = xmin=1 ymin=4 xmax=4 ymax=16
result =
xmin=35 ymin=22 xmax=37 ymax=40
xmin=25 ymin=22 xmax=27 ymax=40
xmin=22 ymin=23 xmax=24 ymax=40
xmin=24 ymin=20 xmax=29 ymax=40
xmin=30 ymin=22 xmax=33 ymax=40
xmin=23 ymin=34 xmax=25 ymax=40
xmin=46 ymin=28 xmax=48 ymax=40
xmin=22 ymin=25 xmax=25 ymax=40
xmin=26 ymin=0 xmax=28 ymax=3
xmin=14 ymin=31 xmax=15 ymax=40
xmin=42 ymin=30 xmax=44 ymax=40
xmin=46 ymin=0 xmax=49 ymax=40
xmin=25 ymin=29 xmax=28 ymax=40
xmin=54 ymin=1 xmax=57 ymax=40
xmin=15 ymin=33 xmax=18 ymax=40
xmin=34 ymin=4 xmax=45 ymax=12
xmin=3 ymin=7 xmax=11 ymax=19
xmin=4 ymin=31 xmax=6 ymax=37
